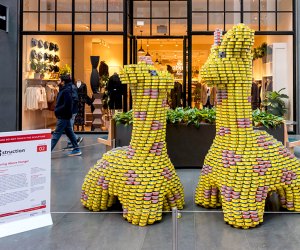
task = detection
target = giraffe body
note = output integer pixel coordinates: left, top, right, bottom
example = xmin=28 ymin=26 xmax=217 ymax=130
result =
xmin=81 ymin=62 xmax=184 ymax=226
xmin=195 ymin=24 xmax=300 ymax=229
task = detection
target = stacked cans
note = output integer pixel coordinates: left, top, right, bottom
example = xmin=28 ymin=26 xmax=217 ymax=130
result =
xmin=195 ymin=24 xmax=300 ymax=229
xmin=81 ymin=62 xmax=185 ymax=226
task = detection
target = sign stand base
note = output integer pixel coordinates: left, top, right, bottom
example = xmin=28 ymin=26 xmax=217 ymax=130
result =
xmin=0 ymin=214 xmax=53 ymax=238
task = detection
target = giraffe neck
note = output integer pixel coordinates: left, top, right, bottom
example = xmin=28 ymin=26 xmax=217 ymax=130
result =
xmin=216 ymin=83 xmax=253 ymax=138
xmin=129 ymin=87 xmax=167 ymax=152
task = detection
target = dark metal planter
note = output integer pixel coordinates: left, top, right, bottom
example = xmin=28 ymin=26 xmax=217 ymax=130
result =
xmin=115 ymin=123 xmax=285 ymax=169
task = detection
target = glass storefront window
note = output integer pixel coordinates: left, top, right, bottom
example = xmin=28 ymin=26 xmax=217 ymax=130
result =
xmin=192 ymin=0 xmax=207 ymax=11
xmin=278 ymin=0 xmax=293 ymax=11
xmin=225 ymin=12 xmax=241 ymax=31
xmin=92 ymin=0 xmax=107 ymax=11
xmin=22 ymin=35 xmax=72 ymax=130
xmin=192 ymin=13 xmax=207 ymax=31
xmin=152 ymin=19 xmax=169 ymax=36
xmin=244 ymin=0 xmax=259 ymax=11
xmin=243 ymin=12 xmax=259 ymax=30
xmin=133 ymin=19 xmax=151 ymax=36
xmin=40 ymin=13 xmax=56 ymax=31
xmin=75 ymin=13 xmax=91 ymax=31
xmin=108 ymin=0 xmax=123 ymax=11
xmin=57 ymin=0 xmax=72 ymax=11
xmin=277 ymin=13 xmax=293 ymax=31
xmin=170 ymin=1 xmax=187 ymax=18
xmin=225 ymin=0 xmax=241 ymax=11
xmin=209 ymin=13 xmax=224 ymax=31
xmin=152 ymin=1 xmax=169 ymax=18
xmin=260 ymin=12 xmax=276 ymax=31
xmin=170 ymin=19 xmax=187 ymax=36
xmin=92 ymin=13 xmax=107 ymax=31
xmin=260 ymin=0 xmax=276 ymax=11
xmin=40 ymin=0 xmax=55 ymax=12
xmin=23 ymin=0 xmax=38 ymax=11
xmin=253 ymin=35 xmax=294 ymax=121
xmin=134 ymin=1 xmax=151 ymax=18
xmin=57 ymin=13 xmax=73 ymax=31
xmin=74 ymin=35 xmax=124 ymax=132
xmin=108 ymin=13 xmax=123 ymax=31
xmin=23 ymin=13 xmax=38 ymax=31
xmin=191 ymin=36 xmax=214 ymax=108
xmin=75 ymin=0 xmax=90 ymax=11
xmin=209 ymin=0 xmax=224 ymax=11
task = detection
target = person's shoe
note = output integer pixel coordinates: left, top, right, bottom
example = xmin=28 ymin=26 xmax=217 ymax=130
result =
xmin=77 ymin=137 xmax=83 ymax=145
xmin=67 ymin=148 xmax=82 ymax=156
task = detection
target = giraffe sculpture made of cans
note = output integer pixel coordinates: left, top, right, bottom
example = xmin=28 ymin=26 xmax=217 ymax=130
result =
xmin=195 ymin=24 xmax=300 ymax=229
xmin=81 ymin=60 xmax=184 ymax=226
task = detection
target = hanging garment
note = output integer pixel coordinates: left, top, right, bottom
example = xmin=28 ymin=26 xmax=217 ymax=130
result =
xmin=210 ymin=86 xmax=217 ymax=106
xmin=46 ymin=83 xmax=59 ymax=111
xmin=75 ymin=82 xmax=90 ymax=126
xmin=201 ymin=83 xmax=208 ymax=106
xmin=251 ymin=82 xmax=260 ymax=110
xmin=99 ymin=61 xmax=109 ymax=79
xmin=25 ymin=86 xmax=48 ymax=110
xmin=107 ymin=73 xmax=124 ymax=110
xmin=170 ymin=82 xmax=182 ymax=109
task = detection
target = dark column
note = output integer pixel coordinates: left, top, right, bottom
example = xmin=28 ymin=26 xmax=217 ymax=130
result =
xmin=0 ymin=0 xmax=19 ymax=131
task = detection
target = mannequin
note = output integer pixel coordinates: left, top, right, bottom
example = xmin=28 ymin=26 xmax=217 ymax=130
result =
xmin=107 ymin=72 xmax=124 ymax=110
xmin=74 ymin=80 xmax=90 ymax=131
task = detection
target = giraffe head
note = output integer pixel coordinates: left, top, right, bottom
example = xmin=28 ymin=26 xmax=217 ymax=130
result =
xmin=120 ymin=62 xmax=174 ymax=105
xmin=200 ymin=24 xmax=255 ymax=88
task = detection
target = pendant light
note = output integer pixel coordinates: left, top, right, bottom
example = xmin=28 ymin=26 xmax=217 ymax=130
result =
xmin=145 ymin=39 xmax=151 ymax=57
xmin=138 ymin=30 xmax=145 ymax=54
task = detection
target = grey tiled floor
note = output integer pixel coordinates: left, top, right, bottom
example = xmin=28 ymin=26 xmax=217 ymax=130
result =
xmin=1 ymin=135 xmax=300 ymax=250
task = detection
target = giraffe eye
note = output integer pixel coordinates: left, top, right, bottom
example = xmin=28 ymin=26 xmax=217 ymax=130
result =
xmin=219 ymin=51 xmax=226 ymax=58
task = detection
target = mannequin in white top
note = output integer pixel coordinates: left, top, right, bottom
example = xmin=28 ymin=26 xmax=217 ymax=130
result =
xmin=77 ymin=80 xmax=82 ymax=88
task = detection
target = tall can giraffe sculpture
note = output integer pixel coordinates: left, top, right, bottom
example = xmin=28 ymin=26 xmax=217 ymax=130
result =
xmin=195 ymin=24 xmax=300 ymax=229
xmin=81 ymin=60 xmax=185 ymax=226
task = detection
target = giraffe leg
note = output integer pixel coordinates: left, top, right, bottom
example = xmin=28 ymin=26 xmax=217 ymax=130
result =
xmin=195 ymin=164 xmax=219 ymax=208
xmin=81 ymin=158 xmax=116 ymax=211
xmin=221 ymin=186 xmax=266 ymax=229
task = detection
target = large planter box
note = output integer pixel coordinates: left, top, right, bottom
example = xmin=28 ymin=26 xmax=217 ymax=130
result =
xmin=115 ymin=124 xmax=284 ymax=168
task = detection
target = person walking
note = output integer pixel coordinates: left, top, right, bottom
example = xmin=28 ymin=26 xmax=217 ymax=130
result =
xmin=64 ymin=82 xmax=83 ymax=150
xmin=51 ymin=74 xmax=82 ymax=156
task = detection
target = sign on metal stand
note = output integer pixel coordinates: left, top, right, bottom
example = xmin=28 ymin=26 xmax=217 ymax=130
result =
xmin=0 ymin=130 xmax=52 ymax=238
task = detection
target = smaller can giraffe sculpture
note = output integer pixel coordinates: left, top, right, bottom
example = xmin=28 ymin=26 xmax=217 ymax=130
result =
xmin=81 ymin=60 xmax=184 ymax=226
xmin=195 ymin=24 xmax=300 ymax=229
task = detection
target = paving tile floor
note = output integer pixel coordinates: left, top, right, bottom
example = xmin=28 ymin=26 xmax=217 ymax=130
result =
xmin=1 ymin=135 xmax=300 ymax=250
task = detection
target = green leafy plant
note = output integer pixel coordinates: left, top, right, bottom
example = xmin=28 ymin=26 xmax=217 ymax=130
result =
xmin=263 ymin=88 xmax=288 ymax=117
xmin=114 ymin=107 xmax=283 ymax=129
xmin=113 ymin=110 xmax=133 ymax=126
xmin=252 ymin=108 xmax=284 ymax=128
xmin=59 ymin=64 xmax=71 ymax=76
xmin=252 ymin=42 xmax=267 ymax=60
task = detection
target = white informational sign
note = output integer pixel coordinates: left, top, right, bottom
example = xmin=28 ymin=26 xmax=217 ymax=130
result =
xmin=0 ymin=130 xmax=52 ymax=238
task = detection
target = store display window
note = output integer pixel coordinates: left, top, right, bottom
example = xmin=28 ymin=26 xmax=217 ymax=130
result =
xmin=74 ymin=35 xmax=124 ymax=132
xmin=22 ymin=35 xmax=72 ymax=130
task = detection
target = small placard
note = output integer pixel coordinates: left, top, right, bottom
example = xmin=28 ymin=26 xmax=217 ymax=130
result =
xmin=0 ymin=4 xmax=8 ymax=32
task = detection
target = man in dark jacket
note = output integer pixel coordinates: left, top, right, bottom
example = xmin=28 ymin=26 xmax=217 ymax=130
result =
xmin=51 ymin=75 xmax=82 ymax=156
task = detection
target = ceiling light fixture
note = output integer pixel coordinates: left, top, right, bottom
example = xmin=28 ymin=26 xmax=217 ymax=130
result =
xmin=138 ymin=30 xmax=145 ymax=54
xmin=145 ymin=39 xmax=151 ymax=56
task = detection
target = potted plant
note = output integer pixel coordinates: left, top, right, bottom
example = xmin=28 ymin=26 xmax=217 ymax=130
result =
xmin=263 ymin=88 xmax=288 ymax=117
xmin=114 ymin=108 xmax=285 ymax=168
xmin=30 ymin=59 xmax=46 ymax=79
xmin=59 ymin=64 xmax=71 ymax=77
